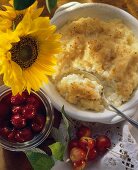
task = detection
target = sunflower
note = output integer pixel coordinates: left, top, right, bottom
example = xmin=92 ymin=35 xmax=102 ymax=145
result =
xmin=0 ymin=12 xmax=61 ymax=95
xmin=0 ymin=0 xmax=43 ymax=31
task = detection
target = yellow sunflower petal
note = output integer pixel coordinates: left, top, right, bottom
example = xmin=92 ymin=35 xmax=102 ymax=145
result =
xmin=0 ymin=9 xmax=16 ymax=19
xmin=0 ymin=31 xmax=19 ymax=50
xmin=34 ymin=61 xmax=55 ymax=75
xmin=15 ymin=13 xmax=31 ymax=36
xmin=22 ymin=71 xmax=32 ymax=93
xmin=25 ymin=70 xmax=38 ymax=90
xmin=3 ymin=5 xmax=15 ymax=12
xmin=27 ymin=69 xmax=42 ymax=89
xmin=2 ymin=62 xmax=23 ymax=95
xmin=28 ymin=0 xmax=38 ymax=11
xmin=28 ymin=66 xmax=49 ymax=83
xmin=28 ymin=1 xmax=44 ymax=19
xmin=31 ymin=7 xmax=44 ymax=19
xmin=11 ymin=61 xmax=23 ymax=79
xmin=30 ymin=26 xmax=56 ymax=41
xmin=37 ymin=55 xmax=57 ymax=65
xmin=0 ymin=17 xmax=12 ymax=31
xmin=9 ymin=0 xmax=13 ymax=5
xmin=28 ymin=17 xmax=52 ymax=34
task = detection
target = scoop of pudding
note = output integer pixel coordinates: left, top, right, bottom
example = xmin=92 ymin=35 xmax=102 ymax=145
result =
xmin=57 ymin=74 xmax=104 ymax=111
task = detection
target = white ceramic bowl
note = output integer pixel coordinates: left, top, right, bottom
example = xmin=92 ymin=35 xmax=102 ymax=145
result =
xmin=43 ymin=2 xmax=138 ymax=124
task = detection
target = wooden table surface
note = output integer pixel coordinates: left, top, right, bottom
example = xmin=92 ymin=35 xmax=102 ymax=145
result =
xmin=0 ymin=0 xmax=137 ymax=170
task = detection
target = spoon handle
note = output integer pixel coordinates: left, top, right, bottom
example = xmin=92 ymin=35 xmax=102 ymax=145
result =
xmin=110 ymin=104 xmax=138 ymax=129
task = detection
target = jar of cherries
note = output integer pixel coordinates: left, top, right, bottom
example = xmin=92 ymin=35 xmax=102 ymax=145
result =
xmin=0 ymin=85 xmax=54 ymax=151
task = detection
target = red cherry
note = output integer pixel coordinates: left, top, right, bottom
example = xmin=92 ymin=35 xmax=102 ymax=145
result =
xmin=87 ymin=149 xmax=97 ymax=160
xmin=11 ymin=114 xmax=26 ymax=129
xmin=11 ymin=94 xmax=25 ymax=105
xmin=21 ymin=91 xmax=29 ymax=100
xmin=0 ymin=103 xmax=9 ymax=120
xmin=12 ymin=106 xmax=22 ymax=115
xmin=68 ymin=139 xmax=79 ymax=153
xmin=70 ymin=147 xmax=86 ymax=162
xmin=76 ymin=126 xmax=91 ymax=139
xmin=27 ymin=95 xmax=41 ymax=110
xmin=96 ymin=135 xmax=111 ymax=153
xmin=73 ymin=160 xmax=86 ymax=170
xmin=0 ymin=127 xmax=10 ymax=138
xmin=22 ymin=104 xmax=36 ymax=120
xmin=31 ymin=114 xmax=45 ymax=133
xmin=15 ymin=128 xmax=33 ymax=143
xmin=79 ymin=137 xmax=95 ymax=151
xmin=7 ymin=130 xmax=16 ymax=142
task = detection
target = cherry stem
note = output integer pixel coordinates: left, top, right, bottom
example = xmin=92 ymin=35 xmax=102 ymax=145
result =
xmin=85 ymin=147 xmax=90 ymax=160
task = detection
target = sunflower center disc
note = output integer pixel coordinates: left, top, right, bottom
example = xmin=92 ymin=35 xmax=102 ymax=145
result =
xmin=11 ymin=36 xmax=38 ymax=69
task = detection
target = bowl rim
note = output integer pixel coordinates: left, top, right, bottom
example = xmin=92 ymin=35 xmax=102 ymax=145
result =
xmin=44 ymin=2 xmax=138 ymax=124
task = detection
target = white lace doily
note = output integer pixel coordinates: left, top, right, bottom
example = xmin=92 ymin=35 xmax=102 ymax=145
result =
xmin=52 ymin=120 xmax=138 ymax=170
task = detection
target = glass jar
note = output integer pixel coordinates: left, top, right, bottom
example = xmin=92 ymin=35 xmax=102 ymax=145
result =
xmin=0 ymin=85 xmax=54 ymax=151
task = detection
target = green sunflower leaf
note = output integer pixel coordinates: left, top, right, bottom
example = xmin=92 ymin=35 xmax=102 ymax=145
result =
xmin=13 ymin=0 xmax=36 ymax=10
xmin=46 ymin=0 xmax=57 ymax=13
xmin=49 ymin=142 xmax=65 ymax=161
xmin=26 ymin=151 xmax=55 ymax=170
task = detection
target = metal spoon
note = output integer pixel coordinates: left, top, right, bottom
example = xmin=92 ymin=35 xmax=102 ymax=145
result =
xmin=80 ymin=70 xmax=138 ymax=128
xmin=60 ymin=69 xmax=138 ymax=128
